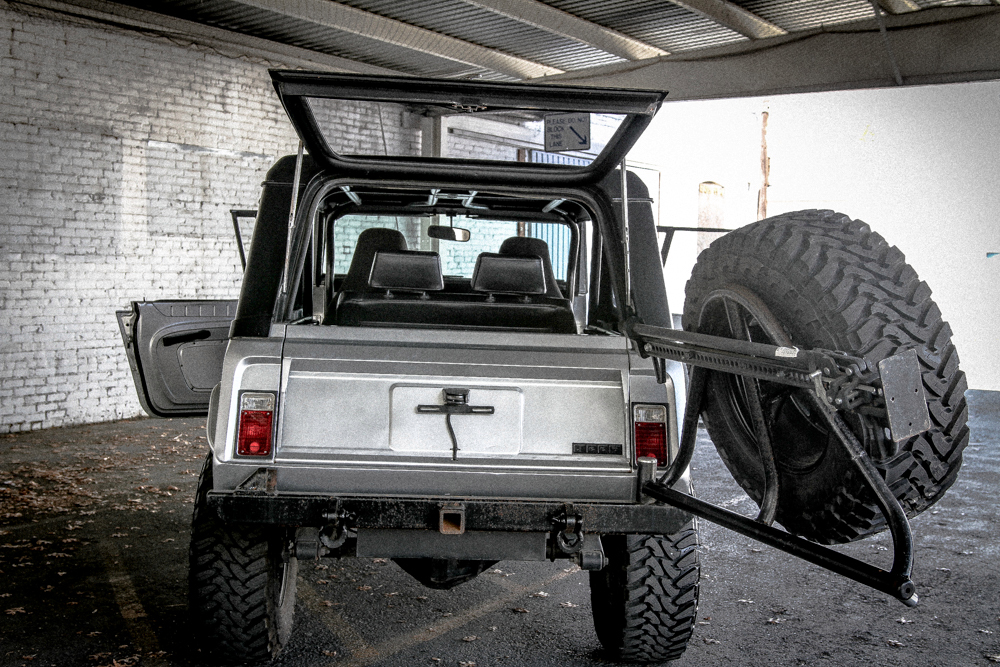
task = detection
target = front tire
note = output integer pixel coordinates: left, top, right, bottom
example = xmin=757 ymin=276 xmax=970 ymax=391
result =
xmin=589 ymin=523 xmax=700 ymax=663
xmin=189 ymin=455 xmax=297 ymax=663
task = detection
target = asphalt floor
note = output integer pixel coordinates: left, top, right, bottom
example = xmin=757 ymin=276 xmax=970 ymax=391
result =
xmin=1 ymin=391 xmax=998 ymax=667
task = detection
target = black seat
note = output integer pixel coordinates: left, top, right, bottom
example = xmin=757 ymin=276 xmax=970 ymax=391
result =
xmin=498 ymin=236 xmax=563 ymax=298
xmin=333 ymin=232 xmax=575 ymax=333
xmin=340 ymin=228 xmax=408 ymax=293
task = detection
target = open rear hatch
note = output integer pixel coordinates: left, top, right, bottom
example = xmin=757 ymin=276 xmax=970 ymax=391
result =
xmin=270 ymin=70 xmax=665 ymax=186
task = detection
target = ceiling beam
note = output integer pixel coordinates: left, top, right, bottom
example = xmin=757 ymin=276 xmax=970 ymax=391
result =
xmin=670 ymin=0 xmax=786 ymax=39
xmin=460 ymin=0 xmax=668 ymax=60
xmin=878 ymin=0 xmax=921 ymax=15
xmin=17 ymin=0 xmax=407 ymax=74
xmin=542 ymin=6 xmax=1000 ymax=101
xmin=228 ymin=0 xmax=561 ymax=79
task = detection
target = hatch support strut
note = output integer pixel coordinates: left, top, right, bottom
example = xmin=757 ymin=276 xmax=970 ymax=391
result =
xmin=629 ymin=322 xmax=924 ymax=606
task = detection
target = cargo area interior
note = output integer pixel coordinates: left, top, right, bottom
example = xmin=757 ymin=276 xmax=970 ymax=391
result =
xmin=290 ymin=185 xmax=618 ymax=334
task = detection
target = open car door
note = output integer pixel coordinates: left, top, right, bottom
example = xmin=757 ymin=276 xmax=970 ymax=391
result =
xmin=116 ymin=300 xmax=236 ymax=417
xmin=270 ymin=70 xmax=665 ymax=186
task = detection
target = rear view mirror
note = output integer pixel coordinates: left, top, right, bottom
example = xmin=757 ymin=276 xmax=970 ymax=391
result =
xmin=428 ymin=225 xmax=471 ymax=242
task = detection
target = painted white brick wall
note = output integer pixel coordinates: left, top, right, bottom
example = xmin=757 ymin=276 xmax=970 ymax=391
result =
xmin=0 ymin=5 xmax=407 ymax=432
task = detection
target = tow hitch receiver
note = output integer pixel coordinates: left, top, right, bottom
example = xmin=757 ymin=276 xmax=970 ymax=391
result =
xmin=632 ymin=323 xmax=928 ymax=606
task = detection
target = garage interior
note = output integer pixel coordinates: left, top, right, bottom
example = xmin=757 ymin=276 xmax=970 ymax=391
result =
xmin=3 ymin=0 xmax=999 ymax=432
xmin=2 ymin=1 xmax=999 ymax=665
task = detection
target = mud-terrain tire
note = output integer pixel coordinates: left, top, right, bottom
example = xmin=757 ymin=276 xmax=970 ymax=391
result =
xmin=590 ymin=523 xmax=700 ymax=663
xmin=189 ymin=455 xmax=298 ymax=663
xmin=683 ymin=210 xmax=969 ymax=544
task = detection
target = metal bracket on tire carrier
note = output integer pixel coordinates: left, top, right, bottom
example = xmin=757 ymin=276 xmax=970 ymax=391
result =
xmin=630 ymin=323 xmax=924 ymax=607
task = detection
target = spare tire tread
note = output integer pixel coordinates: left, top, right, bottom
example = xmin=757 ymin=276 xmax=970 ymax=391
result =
xmin=684 ymin=210 xmax=968 ymax=544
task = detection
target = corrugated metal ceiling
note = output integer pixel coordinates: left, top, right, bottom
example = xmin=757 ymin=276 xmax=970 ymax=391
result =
xmin=56 ymin=0 xmax=1000 ymax=82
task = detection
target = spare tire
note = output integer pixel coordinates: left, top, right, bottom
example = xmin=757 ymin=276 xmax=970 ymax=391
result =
xmin=683 ymin=210 xmax=969 ymax=544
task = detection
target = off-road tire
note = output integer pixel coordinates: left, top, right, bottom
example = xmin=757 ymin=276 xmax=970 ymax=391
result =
xmin=589 ymin=523 xmax=700 ymax=663
xmin=683 ymin=210 xmax=969 ymax=544
xmin=189 ymin=455 xmax=298 ymax=663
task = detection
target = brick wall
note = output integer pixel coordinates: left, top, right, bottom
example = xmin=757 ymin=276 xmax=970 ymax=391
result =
xmin=0 ymin=5 xmax=408 ymax=431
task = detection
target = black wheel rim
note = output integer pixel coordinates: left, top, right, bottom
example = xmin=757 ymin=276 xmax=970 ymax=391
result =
xmin=698 ymin=288 xmax=843 ymax=476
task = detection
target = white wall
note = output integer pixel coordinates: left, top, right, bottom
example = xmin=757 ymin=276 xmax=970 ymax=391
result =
xmin=631 ymin=81 xmax=1000 ymax=391
xmin=0 ymin=5 xmax=410 ymax=431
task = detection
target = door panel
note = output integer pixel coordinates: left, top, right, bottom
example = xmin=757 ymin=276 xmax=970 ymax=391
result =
xmin=116 ymin=300 xmax=237 ymax=417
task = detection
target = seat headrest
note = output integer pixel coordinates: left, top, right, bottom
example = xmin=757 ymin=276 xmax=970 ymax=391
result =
xmin=471 ymin=254 xmax=546 ymax=295
xmin=341 ymin=227 xmax=409 ymax=292
xmin=499 ymin=236 xmax=550 ymax=258
xmin=498 ymin=235 xmax=563 ymax=298
xmin=369 ymin=251 xmax=444 ymax=292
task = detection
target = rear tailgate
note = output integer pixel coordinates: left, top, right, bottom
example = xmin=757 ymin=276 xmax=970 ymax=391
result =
xmin=273 ymin=326 xmax=634 ymax=502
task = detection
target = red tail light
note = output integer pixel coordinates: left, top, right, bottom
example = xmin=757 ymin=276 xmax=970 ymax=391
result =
xmin=634 ymin=404 xmax=668 ymax=466
xmin=237 ymin=393 xmax=275 ymax=457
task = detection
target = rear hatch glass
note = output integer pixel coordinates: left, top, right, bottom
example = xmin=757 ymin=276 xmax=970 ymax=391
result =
xmin=271 ymin=71 xmax=665 ymax=185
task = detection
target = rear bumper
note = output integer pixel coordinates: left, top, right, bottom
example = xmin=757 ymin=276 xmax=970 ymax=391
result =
xmin=206 ymin=492 xmax=690 ymax=535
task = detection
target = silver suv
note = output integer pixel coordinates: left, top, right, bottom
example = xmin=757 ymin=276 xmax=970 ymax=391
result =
xmin=118 ymin=71 xmax=968 ymax=664
xmin=119 ymin=72 xmax=698 ymax=664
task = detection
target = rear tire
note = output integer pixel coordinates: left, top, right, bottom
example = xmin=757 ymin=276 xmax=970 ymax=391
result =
xmin=683 ymin=210 xmax=969 ymax=544
xmin=589 ymin=523 xmax=700 ymax=663
xmin=189 ymin=455 xmax=297 ymax=663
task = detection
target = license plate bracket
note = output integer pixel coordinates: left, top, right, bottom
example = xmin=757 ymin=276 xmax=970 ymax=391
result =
xmin=878 ymin=349 xmax=931 ymax=442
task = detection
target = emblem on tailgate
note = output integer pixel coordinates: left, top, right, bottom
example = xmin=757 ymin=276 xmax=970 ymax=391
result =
xmin=572 ymin=443 xmax=624 ymax=455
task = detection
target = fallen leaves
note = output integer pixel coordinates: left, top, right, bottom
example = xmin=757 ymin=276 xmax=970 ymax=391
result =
xmin=559 ymin=602 xmax=577 ymax=608
xmin=462 ymin=636 xmax=478 ymax=642
xmin=512 ymin=607 xmax=529 ymax=614
xmin=6 ymin=606 xmax=26 ymax=615
xmin=887 ymin=640 xmax=904 ymax=647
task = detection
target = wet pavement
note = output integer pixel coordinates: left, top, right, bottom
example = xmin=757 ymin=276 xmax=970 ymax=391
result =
xmin=1 ymin=391 xmax=998 ymax=667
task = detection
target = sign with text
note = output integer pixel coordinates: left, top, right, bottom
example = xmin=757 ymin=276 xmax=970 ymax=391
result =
xmin=544 ymin=113 xmax=590 ymax=152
